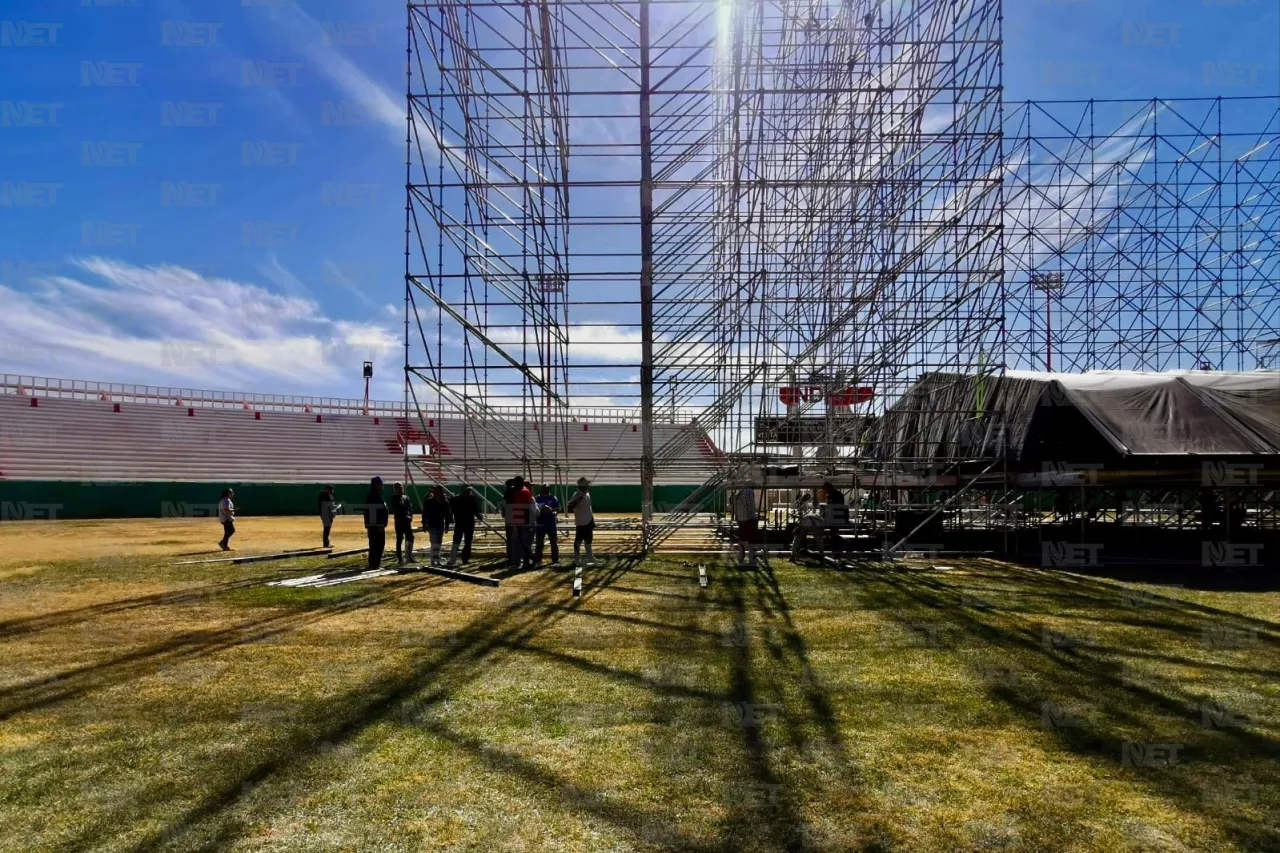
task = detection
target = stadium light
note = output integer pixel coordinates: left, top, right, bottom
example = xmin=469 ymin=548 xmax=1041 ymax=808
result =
xmin=363 ymin=361 xmax=373 ymax=415
xmin=1030 ymin=272 xmax=1064 ymax=372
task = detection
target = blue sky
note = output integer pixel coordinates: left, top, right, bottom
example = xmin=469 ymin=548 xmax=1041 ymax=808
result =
xmin=0 ymin=0 xmax=1276 ymax=400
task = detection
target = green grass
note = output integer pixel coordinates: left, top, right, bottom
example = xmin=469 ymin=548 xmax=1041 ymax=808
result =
xmin=0 ymin=550 xmax=1277 ymax=852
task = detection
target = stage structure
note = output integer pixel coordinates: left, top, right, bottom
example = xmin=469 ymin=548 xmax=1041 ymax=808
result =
xmin=405 ymin=0 xmax=1278 ymax=555
xmin=406 ymin=0 xmax=1006 ymax=549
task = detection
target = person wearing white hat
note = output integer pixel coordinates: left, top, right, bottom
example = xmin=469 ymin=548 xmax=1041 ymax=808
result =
xmin=567 ymin=477 xmax=597 ymax=566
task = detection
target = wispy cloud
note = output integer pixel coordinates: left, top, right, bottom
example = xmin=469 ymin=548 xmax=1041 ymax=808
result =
xmin=321 ymin=258 xmax=380 ymax=310
xmin=256 ymin=3 xmax=403 ymax=146
xmin=0 ymin=259 xmax=398 ymax=393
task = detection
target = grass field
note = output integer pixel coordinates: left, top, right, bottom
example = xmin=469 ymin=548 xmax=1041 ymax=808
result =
xmin=1 ymin=518 xmax=1277 ymax=852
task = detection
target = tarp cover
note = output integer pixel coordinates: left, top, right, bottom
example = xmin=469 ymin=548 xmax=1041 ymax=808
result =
xmin=871 ymin=370 xmax=1280 ymax=462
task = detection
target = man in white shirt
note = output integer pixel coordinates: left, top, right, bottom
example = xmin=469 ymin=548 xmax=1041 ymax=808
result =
xmin=567 ymin=477 xmax=598 ymax=566
xmin=217 ymin=488 xmax=236 ymax=551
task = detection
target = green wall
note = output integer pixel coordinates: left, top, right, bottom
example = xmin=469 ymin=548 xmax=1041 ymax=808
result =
xmin=0 ymin=480 xmax=705 ymax=519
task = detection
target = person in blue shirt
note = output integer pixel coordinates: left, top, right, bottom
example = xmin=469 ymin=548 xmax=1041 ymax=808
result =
xmin=534 ymin=484 xmax=561 ymax=566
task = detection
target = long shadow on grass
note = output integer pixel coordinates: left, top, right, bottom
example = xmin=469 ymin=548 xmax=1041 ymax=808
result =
xmin=81 ymin=548 xmax=721 ymax=850
xmin=0 ymin=564 xmax=321 ymax=639
xmin=104 ymin=554 xmax=744 ymax=853
xmin=0 ymin=569 xmax=447 ymax=721
xmin=638 ymin=556 xmax=880 ymax=852
xmin=845 ymin=558 xmax=1280 ymax=852
xmin=50 ymin=554 xmax=874 ymax=853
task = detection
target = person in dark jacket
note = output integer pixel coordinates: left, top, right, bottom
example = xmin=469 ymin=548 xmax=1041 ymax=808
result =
xmin=535 ymin=484 xmax=561 ymax=565
xmin=421 ymin=485 xmax=453 ymax=566
xmin=390 ymin=482 xmax=417 ymax=566
xmin=447 ymin=484 xmax=482 ymax=566
xmin=363 ymin=476 xmax=388 ymax=569
xmin=318 ymin=484 xmax=340 ymax=548
xmin=822 ymin=480 xmax=845 ymax=505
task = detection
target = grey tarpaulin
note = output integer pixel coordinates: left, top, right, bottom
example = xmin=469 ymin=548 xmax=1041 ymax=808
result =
xmin=870 ymin=370 xmax=1280 ymax=464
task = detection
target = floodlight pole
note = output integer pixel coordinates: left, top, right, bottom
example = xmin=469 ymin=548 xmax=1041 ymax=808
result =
xmin=363 ymin=360 xmax=373 ymax=415
xmin=639 ymin=0 xmax=655 ymax=548
xmin=1031 ymin=272 xmax=1064 ymax=372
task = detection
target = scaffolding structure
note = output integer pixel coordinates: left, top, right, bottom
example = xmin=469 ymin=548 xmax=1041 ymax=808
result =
xmin=405 ymin=0 xmax=1278 ymax=554
xmin=1004 ymin=96 xmax=1280 ymax=374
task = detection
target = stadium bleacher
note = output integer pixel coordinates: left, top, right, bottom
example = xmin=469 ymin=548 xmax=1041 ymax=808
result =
xmin=0 ymin=376 xmax=716 ymax=517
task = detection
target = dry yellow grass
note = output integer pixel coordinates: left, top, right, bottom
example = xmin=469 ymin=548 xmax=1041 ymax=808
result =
xmin=0 ymin=518 xmax=1277 ymax=852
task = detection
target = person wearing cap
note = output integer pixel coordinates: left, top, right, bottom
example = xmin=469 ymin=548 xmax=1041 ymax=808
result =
xmin=390 ymin=482 xmax=417 ymax=566
xmin=567 ymin=477 xmax=597 ymax=566
xmin=534 ymin=484 xmax=561 ymax=565
xmin=363 ymin=476 xmax=388 ymax=569
xmin=420 ymin=484 xmax=453 ymax=566
xmin=447 ymin=484 xmax=483 ymax=566
xmin=317 ymin=484 xmax=341 ymax=548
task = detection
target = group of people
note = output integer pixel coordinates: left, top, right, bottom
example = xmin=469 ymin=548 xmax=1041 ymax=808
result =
xmin=496 ymin=476 xmax=598 ymax=571
xmin=353 ymin=478 xmax=483 ymax=569
xmin=351 ymin=476 xmax=597 ymax=571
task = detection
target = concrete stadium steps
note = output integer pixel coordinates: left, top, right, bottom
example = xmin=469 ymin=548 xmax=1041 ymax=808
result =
xmin=0 ymin=393 xmax=715 ymax=486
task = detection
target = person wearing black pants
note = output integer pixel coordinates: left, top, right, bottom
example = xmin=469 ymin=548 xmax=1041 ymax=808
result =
xmin=318 ymin=484 xmax=340 ymax=548
xmin=535 ymin=484 xmax=561 ymax=565
xmin=217 ymin=488 xmax=236 ymax=551
xmin=391 ymin=482 xmax=417 ymax=566
xmin=448 ymin=484 xmax=482 ymax=566
xmin=363 ymin=476 xmax=388 ymax=569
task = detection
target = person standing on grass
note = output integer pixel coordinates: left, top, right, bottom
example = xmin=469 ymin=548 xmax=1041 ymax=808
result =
xmin=500 ymin=477 xmax=517 ymax=566
xmin=363 ymin=477 xmax=388 ymax=569
xmin=509 ymin=476 xmax=536 ymax=570
xmin=535 ymin=484 xmax=561 ymax=565
xmin=735 ymin=485 xmax=759 ymax=567
xmin=391 ymin=482 xmax=417 ymax=566
xmin=567 ymin=477 xmax=597 ymax=567
xmin=217 ymin=488 xmax=236 ymax=551
xmin=318 ymin=484 xmax=340 ymax=548
xmin=447 ymin=484 xmax=482 ymax=566
xmin=421 ymin=485 xmax=453 ymax=566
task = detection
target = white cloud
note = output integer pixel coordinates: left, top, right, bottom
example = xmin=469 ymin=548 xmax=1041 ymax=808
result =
xmin=0 ymin=258 xmax=398 ymax=394
xmin=257 ymin=4 xmax=404 ymax=146
xmin=490 ymin=324 xmax=645 ymax=364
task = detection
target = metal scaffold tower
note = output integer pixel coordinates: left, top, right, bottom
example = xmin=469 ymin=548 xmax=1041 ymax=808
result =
xmin=406 ymin=0 xmax=1005 ymax=535
xmin=1003 ymin=96 xmax=1280 ymax=373
xmin=647 ymin=0 xmax=1006 ymax=498
xmin=405 ymin=0 xmax=1278 ymax=553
